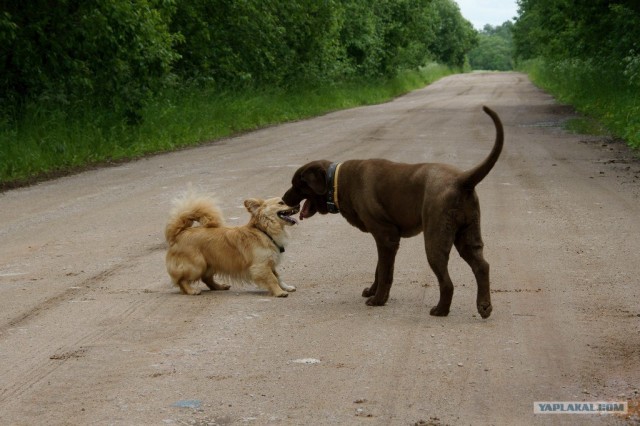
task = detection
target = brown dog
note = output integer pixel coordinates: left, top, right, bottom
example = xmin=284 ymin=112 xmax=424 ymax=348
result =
xmin=282 ymin=106 xmax=503 ymax=318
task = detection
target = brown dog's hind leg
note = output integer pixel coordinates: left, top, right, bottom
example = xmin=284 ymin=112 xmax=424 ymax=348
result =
xmin=424 ymin=227 xmax=455 ymax=316
xmin=365 ymin=231 xmax=400 ymax=306
xmin=455 ymin=225 xmax=492 ymax=319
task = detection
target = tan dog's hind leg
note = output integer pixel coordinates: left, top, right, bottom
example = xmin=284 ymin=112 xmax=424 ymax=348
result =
xmin=202 ymin=268 xmax=231 ymax=291
xmin=251 ymin=264 xmax=288 ymax=297
xmin=169 ymin=253 xmax=205 ymax=295
xmin=202 ymin=276 xmax=231 ymax=291
xmin=177 ymin=279 xmax=201 ymax=295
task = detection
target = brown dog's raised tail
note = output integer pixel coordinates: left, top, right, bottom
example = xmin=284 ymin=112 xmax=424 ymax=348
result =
xmin=458 ymin=106 xmax=504 ymax=189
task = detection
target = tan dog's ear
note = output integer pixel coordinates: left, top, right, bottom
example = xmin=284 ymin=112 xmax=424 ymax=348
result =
xmin=301 ymin=165 xmax=327 ymax=195
xmin=244 ymin=198 xmax=264 ymax=213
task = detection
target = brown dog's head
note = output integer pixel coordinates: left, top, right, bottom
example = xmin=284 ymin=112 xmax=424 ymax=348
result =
xmin=282 ymin=160 xmax=332 ymax=220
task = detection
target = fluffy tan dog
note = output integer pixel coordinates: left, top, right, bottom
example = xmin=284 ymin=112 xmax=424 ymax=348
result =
xmin=165 ymin=192 xmax=299 ymax=296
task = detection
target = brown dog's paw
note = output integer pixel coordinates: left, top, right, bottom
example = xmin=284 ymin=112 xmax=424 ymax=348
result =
xmin=362 ymin=284 xmax=379 ymax=298
xmin=365 ymin=296 xmax=386 ymax=306
xmin=429 ymin=305 xmax=450 ymax=316
xmin=477 ymin=303 xmax=492 ymax=319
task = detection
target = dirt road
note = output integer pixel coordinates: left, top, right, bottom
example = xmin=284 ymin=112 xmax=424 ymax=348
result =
xmin=1 ymin=72 xmax=639 ymax=425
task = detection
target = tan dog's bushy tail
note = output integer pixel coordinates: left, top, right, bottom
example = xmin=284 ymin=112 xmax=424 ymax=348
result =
xmin=165 ymin=192 xmax=225 ymax=245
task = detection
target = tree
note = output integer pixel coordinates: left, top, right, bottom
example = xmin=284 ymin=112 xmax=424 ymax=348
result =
xmin=428 ymin=0 xmax=477 ymax=68
xmin=513 ymin=0 xmax=640 ymax=69
xmin=0 ymin=0 xmax=480 ymax=121
xmin=468 ymin=22 xmax=514 ymax=70
xmin=0 ymin=0 xmax=179 ymax=117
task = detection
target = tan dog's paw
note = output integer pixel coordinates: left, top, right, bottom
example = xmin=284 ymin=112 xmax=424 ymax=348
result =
xmin=178 ymin=282 xmax=201 ymax=295
xmin=280 ymin=282 xmax=296 ymax=292
xmin=274 ymin=291 xmax=289 ymax=298
xmin=210 ymin=282 xmax=231 ymax=291
xmin=202 ymin=277 xmax=230 ymax=291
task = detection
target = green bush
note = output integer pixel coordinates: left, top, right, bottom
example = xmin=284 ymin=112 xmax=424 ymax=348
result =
xmin=0 ymin=65 xmax=454 ymax=187
xmin=514 ymin=0 xmax=640 ymax=148
xmin=522 ymin=58 xmax=640 ymax=148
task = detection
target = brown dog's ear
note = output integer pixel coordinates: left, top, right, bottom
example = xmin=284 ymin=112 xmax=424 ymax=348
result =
xmin=244 ymin=198 xmax=263 ymax=213
xmin=301 ymin=165 xmax=328 ymax=195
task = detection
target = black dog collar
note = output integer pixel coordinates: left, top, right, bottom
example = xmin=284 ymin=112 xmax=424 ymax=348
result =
xmin=326 ymin=162 xmax=342 ymax=214
xmin=257 ymin=228 xmax=284 ymax=253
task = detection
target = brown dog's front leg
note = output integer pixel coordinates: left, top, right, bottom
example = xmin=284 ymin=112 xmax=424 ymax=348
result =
xmin=362 ymin=264 xmax=378 ymax=298
xmin=365 ymin=233 xmax=400 ymax=306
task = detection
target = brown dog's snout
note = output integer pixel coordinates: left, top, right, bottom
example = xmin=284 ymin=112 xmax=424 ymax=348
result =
xmin=282 ymin=187 xmax=303 ymax=208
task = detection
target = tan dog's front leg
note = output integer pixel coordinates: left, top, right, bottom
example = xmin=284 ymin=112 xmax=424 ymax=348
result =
xmin=251 ymin=264 xmax=289 ymax=297
xmin=272 ymin=268 xmax=296 ymax=292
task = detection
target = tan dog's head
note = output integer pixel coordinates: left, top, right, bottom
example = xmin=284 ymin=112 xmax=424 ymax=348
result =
xmin=244 ymin=198 xmax=300 ymax=230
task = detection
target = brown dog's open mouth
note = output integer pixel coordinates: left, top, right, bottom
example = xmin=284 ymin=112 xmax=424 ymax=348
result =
xmin=299 ymin=198 xmax=318 ymax=220
xmin=278 ymin=206 xmax=300 ymax=225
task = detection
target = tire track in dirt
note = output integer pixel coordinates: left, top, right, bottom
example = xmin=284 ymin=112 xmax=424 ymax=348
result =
xmin=0 ymin=290 xmax=171 ymax=409
xmin=0 ymin=243 xmax=165 ymax=336
xmin=0 ymin=245 xmax=162 ymax=405
xmin=0 ymin=257 xmax=183 ymax=418
xmin=0 ymin=267 xmax=122 ymax=335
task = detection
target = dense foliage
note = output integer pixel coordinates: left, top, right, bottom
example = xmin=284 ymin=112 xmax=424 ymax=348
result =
xmin=513 ymin=0 xmax=640 ymax=148
xmin=0 ymin=0 xmax=475 ymax=186
xmin=513 ymin=0 xmax=640 ymax=71
xmin=468 ymin=22 xmax=514 ymax=71
xmin=0 ymin=1 xmax=180 ymax=120
xmin=0 ymin=0 xmax=476 ymax=121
